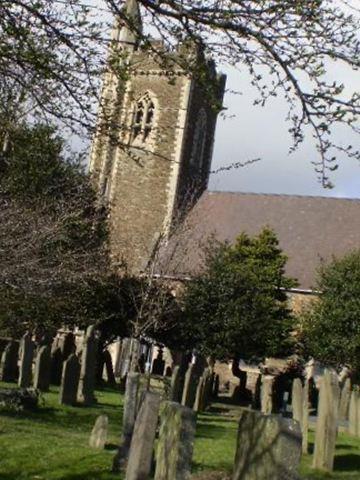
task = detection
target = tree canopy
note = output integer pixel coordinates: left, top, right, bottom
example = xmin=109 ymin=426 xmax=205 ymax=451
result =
xmin=0 ymin=1 xmax=359 ymax=184
xmin=180 ymin=228 xmax=297 ymax=361
xmin=300 ymin=250 xmax=360 ymax=375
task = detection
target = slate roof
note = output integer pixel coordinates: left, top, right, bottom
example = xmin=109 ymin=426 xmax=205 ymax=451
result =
xmin=161 ymin=191 xmax=360 ymax=290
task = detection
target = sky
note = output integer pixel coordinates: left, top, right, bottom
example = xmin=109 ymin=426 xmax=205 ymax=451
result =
xmin=209 ymin=65 xmax=360 ymax=198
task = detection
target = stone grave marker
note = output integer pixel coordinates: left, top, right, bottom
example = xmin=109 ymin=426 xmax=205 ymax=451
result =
xmin=152 ymin=348 xmax=165 ymax=376
xmin=33 ymin=345 xmax=51 ymax=391
xmin=125 ymin=392 xmax=161 ymax=480
xmin=348 ymin=389 xmax=360 ymax=437
xmin=181 ymin=365 xmax=197 ymax=408
xmin=292 ymin=378 xmax=303 ymax=424
xmin=261 ymin=375 xmax=274 ymax=415
xmin=339 ymin=377 xmax=351 ymax=422
xmin=154 ymin=401 xmax=197 ymax=480
xmin=170 ymin=365 xmax=183 ymax=403
xmin=233 ymin=409 xmax=302 ymax=480
xmin=59 ymin=354 xmax=81 ymax=405
xmin=18 ymin=333 xmax=34 ymax=388
xmin=0 ymin=341 xmax=19 ymax=382
xmin=61 ymin=332 xmax=76 ymax=361
xmin=213 ymin=374 xmax=220 ymax=399
xmin=89 ymin=414 xmax=108 ymax=449
xmin=112 ymin=372 xmax=141 ymax=471
xmin=77 ymin=325 xmax=98 ymax=405
xmin=302 ymin=379 xmax=310 ymax=454
xmin=312 ymin=370 xmax=340 ymax=472
xmin=50 ymin=347 xmax=63 ymax=386
xmin=193 ymin=376 xmax=205 ymax=413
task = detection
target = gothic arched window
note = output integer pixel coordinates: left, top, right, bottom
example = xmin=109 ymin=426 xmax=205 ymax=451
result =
xmin=190 ymin=108 xmax=207 ymax=168
xmin=131 ymin=92 xmax=156 ymax=145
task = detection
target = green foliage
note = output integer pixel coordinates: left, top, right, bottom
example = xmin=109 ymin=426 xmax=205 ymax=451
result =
xmin=300 ymin=250 xmax=360 ymax=373
xmin=181 ymin=228 xmax=297 ymax=361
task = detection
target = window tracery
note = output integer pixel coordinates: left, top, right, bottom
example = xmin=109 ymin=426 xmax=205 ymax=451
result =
xmin=131 ymin=92 xmax=156 ymax=145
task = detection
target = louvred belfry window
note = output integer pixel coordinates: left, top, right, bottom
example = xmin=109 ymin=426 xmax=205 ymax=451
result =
xmin=131 ymin=93 xmax=155 ymax=144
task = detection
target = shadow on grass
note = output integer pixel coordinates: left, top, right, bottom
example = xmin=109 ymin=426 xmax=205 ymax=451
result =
xmin=334 ymin=454 xmax=360 ymax=472
xmin=196 ymin=422 xmax=235 ymax=440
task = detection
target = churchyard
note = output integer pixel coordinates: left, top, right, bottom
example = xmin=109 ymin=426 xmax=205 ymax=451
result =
xmin=0 ymin=330 xmax=360 ymax=479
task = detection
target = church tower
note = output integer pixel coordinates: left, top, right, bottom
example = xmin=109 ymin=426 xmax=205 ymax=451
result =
xmin=90 ymin=0 xmax=226 ymax=273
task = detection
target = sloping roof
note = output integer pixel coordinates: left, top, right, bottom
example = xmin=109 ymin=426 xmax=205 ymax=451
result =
xmin=161 ymin=191 xmax=360 ymax=290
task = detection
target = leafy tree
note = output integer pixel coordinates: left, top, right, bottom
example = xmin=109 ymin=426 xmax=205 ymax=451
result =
xmin=181 ymin=228 xmax=297 ymax=362
xmin=299 ymin=250 xmax=360 ymax=376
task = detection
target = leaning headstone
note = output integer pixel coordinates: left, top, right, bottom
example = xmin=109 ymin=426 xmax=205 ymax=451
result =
xmin=18 ymin=333 xmax=34 ymax=388
xmin=125 ymin=392 xmax=161 ymax=480
xmin=170 ymin=365 xmax=183 ymax=402
xmin=152 ymin=348 xmax=165 ymax=376
xmin=33 ymin=345 xmax=51 ymax=391
xmin=112 ymin=372 xmax=141 ymax=471
xmin=193 ymin=376 xmax=205 ymax=413
xmin=0 ymin=341 xmax=19 ymax=382
xmin=233 ymin=409 xmax=302 ymax=480
xmin=302 ymin=379 xmax=310 ymax=454
xmin=339 ymin=377 xmax=351 ymax=422
xmin=261 ymin=375 xmax=274 ymax=415
xmin=292 ymin=378 xmax=303 ymax=424
xmin=154 ymin=401 xmax=197 ymax=480
xmin=77 ymin=325 xmax=98 ymax=405
xmin=312 ymin=370 xmax=340 ymax=472
xmin=50 ymin=347 xmax=63 ymax=386
xmin=348 ymin=389 xmax=360 ymax=437
xmin=181 ymin=365 xmax=197 ymax=408
xmin=59 ymin=354 xmax=81 ymax=405
xmin=89 ymin=414 xmax=108 ymax=449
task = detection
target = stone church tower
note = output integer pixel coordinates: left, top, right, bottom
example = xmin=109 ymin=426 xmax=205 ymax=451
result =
xmin=90 ymin=0 xmax=226 ymax=273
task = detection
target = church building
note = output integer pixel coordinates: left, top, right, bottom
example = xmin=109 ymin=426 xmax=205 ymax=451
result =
xmin=91 ymin=0 xmax=360 ymax=306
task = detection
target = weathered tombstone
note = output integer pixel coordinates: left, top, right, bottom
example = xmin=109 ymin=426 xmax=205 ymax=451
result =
xmin=154 ymin=401 xmax=197 ymax=480
xmin=152 ymin=348 xmax=165 ymax=376
xmin=170 ymin=365 xmax=183 ymax=403
xmin=312 ymin=370 xmax=340 ymax=472
xmin=61 ymin=332 xmax=76 ymax=360
xmin=18 ymin=333 xmax=34 ymax=388
xmin=193 ymin=376 xmax=205 ymax=413
xmin=292 ymin=378 xmax=303 ymax=424
xmin=181 ymin=365 xmax=197 ymax=408
xmin=125 ymin=392 xmax=161 ymax=480
xmin=302 ymin=379 xmax=310 ymax=454
xmin=339 ymin=377 xmax=351 ymax=422
xmin=33 ymin=345 xmax=51 ymax=391
xmin=0 ymin=341 xmax=19 ymax=382
xmin=233 ymin=409 xmax=302 ymax=480
xmin=261 ymin=375 xmax=274 ymax=415
xmin=50 ymin=347 xmax=63 ymax=385
xmin=348 ymin=389 xmax=360 ymax=437
xmin=59 ymin=354 xmax=81 ymax=405
xmin=89 ymin=414 xmax=108 ymax=449
xmin=112 ymin=372 xmax=141 ymax=471
xmin=77 ymin=325 xmax=98 ymax=405
xmin=103 ymin=349 xmax=116 ymax=386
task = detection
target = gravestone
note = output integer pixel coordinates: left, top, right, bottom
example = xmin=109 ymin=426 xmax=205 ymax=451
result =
xmin=103 ymin=349 xmax=116 ymax=386
xmin=339 ymin=377 xmax=351 ymax=421
xmin=193 ymin=376 xmax=205 ymax=413
xmin=261 ymin=375 xmax=274 ymax=415
xmin=0 ymin=341 xmax=19 ymax=382
xmin=154 ymin=401 xmax=197 ymax=480
xmin=252 ymin=374 xmax=262 ymax=410
xmin=125 ymin=392 xmax=161 ymax=480
xmin=61 ymin=332 xmax=76 ymax=360
xmin=233 ymin=409 xmax=302 ymax=480
xmin=302 ymin=380 xmax=310 ymax=454
xmin=348 ymin=390 xmax=360 ymax=437
xmin=152 ymin=348 xmax=165 ymax=376
xmin=170 ymin=366 xmax=183 ymax=402
xmin=77 ymin=325 xmax=98 ymax=405
xmin=50 ymin=347 xmax=63 ymax=385
xmin=59 ymin=354 xmax=81 ymax=405
xmin=113 ymin=372 xmax=141 ymax=471
xmin=292 ymin=378 xmax=303 ymax=424
xmin=213 ymin=374 xmax=220 ymax=399
xmin=33 ymin=345 xmax=51 ymax=391
xmin=89 ymin=414 xmax=108 ymax=449
xmin=312 ymin=370 xmax=340 ymax=472
xmin=181 ymin=365 xmax=197 ymax=408
xmin=18 ymin=333 xmax=34 ymax=388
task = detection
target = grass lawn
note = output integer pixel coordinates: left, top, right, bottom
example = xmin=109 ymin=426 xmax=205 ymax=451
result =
xmin=0 ymin=382 xmax=359 ymax=479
